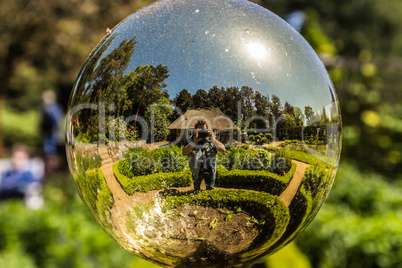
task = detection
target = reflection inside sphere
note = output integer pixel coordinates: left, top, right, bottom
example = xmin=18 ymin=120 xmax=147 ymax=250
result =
xmin=66 ymin=0 xmax=342 ymax=267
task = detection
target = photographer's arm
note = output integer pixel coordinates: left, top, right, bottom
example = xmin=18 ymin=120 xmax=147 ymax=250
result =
xmin=182 ymin=142 xmax=195 ymax=156
xmin=212 ymin=137 xmax=225 ymax=153
xmin=182 ymin=132 xmax=201 ymax=156
xmin=207 ymin=130 xmax=225 ymax=153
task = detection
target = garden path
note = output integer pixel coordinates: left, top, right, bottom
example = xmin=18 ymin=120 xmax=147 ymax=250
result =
xmin=278 ymin=160 xmax=308 ymax=206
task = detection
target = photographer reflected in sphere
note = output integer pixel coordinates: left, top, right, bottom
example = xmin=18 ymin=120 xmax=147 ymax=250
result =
xmin=182 ymin=120 xmax=225 ymax=191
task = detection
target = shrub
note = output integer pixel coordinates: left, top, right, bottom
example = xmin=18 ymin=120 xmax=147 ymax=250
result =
xmin=265 ymin=146 xmax=279 ymax=153
xmin=74 ymin=169 xmax=115 ymax=236
xmin=224 ymin=142 xmax=233 ymax=151
xmin=220 ymin=147 xmax=292 ymax=174
xmin=279 ymin=149 xmax=333 ymax=168
xmin=118 ymin=146 xmax=187 ymax=177
xmin=76 ymin=152 xmax=102 ymax=172
xmin=113 ymin=164 xmax=192 ymax=194
xmin=268 ymin=150 xmax=292 ymax=175
xmin=0 ymin=190 xmax=137 ymax=268
xmin=223 ymin=147 xmax=249 ymax=169
xmin=302 ymin=165 xmax=333 ymax=201
xmin=216 ymin=162 xmax=297 ymax=195
xmin=255 ymin=134 xmax=262 ymax=144
xmin=270 ymin=185 xmax=312 ymax=250
xmin=265 ymin=133 xmax=273 ymax=142
xmin=1 ymin=107 xmax=40 ymax=147
xmin=127 ymin=189 xmax=290 ymax=258
xmin=241 ymin=143 xmax=250 ymax=150
xmin=149 ymin=146 xmax=187 ymax=173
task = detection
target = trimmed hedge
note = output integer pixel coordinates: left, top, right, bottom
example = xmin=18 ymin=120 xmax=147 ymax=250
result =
xmin=269 ymin=147 xmax=336 ymax=168
xmin=118 ymin=146 xmax=187 ymax=177
xmin=268 ymin=185 xmax=313 ymax=253
xmin=76 ymin=152 xmax=102 ymax=172
xmin=126 ymin=189 xmax=290 ymax=258
xmin=112 ymin=163 xmax=192 ymax=194
xmin=222 ymin=147 xmax=292 ymax=175
xmin=216 ymin=162 xmax=297 ymax=195
xmin=74 ymin=169 xmax=115 ymax=236
xmin=272 ymin=166 xmax=334 ymax=250
xmin=302 ymin=165 xmax=333 ymax=199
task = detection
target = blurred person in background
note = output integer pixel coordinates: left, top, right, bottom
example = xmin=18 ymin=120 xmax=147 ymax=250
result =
xmin=40 ymin=90 xmax=64 ymax=174
xmin=0 ymin=144 xmax=43 ymax=209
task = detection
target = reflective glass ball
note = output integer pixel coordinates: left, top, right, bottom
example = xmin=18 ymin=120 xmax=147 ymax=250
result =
xmin=66 ymin=0 xmax=342 ymax=267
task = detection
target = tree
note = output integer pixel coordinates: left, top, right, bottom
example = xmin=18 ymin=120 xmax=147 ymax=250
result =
xmin=74 ymin=37 xmax=137 ymax=142
xmin=270 ymin=94 xmax=282 ymax=120
xmin=208 ymin=85 xmax=226 ymax=112
xmin=293 ymin=107 xmax=304 ymax=127
xmin=0 ymin=0 xmax=155 ymax=154
xmin=283 ymin=101 xmax=295 ymax=117
xmin=240 ymin=86 xmax=255 ymax=121
xmin=304 ymin=106 xmax=314 ymax=126
xmin=254 ymin=92 xmax=271 ymax=129
xmin=320 ymin=106 xmax=328 ymax=125
xmin=120 ymin=64 xmax=170 ymax=133
xmin=145 ymin=97 xmax=173 ymax=142
xmin=261 ymin=0 xmax=402 ymax=57
xmin=173 ymin=89 xmax=192 ymax=113
xmin=284 ymin=113 xmax=296 ymax=128
xmin=223 ymin=87 xmax=242 ymax=120
xmin=192 ymin=89 xmax=211 ymax=108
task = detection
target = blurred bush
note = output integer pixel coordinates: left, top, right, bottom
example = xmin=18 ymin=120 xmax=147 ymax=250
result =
xmin=0 ymin=175 xmax=136 ymax=268
xmin=296 ymin=161 xmax=402 ymax=268
xmin=0 ymin=107 xmax=40 ymax=148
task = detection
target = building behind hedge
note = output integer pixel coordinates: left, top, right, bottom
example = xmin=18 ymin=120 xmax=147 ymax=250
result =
xmin=167 ymin=108 xmax=240 ymax=144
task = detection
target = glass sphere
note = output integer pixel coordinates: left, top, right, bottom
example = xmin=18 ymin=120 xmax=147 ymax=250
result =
xmin=66 ymin=0 xmax=342 ymax=267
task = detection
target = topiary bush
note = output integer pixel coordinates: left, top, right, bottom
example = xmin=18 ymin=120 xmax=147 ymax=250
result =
xmin=301 ymin=165 xmax=330 ymax=199
xmin=216 ymin=163 xmax=297 ymax=195
xmin=126 ymin=189 xmax=290 ymax=257
xmin=76 ymin=152 xmax=102 ymax=172
xmin=219 ymin=147 xmax=293 ymax=175
xmin=74 ymin=169 xmax=115 ymax=235
xmin=113 ymin=164 xmax=192 ymax=194
xmin=265 ymin=133 xmax=273 ymax=143
xmin=118 ymin=146 xmax=187 ymax=177
xmin=268 ymin=150 xmax=292 ymax=175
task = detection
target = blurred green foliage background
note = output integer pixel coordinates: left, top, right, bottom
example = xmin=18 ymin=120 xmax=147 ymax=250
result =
xmin=0 ymin=0 xmax=401 ymax=267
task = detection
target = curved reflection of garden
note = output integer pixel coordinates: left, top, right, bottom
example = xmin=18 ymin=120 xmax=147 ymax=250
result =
xmin=66 ymin=9 xmax=341 ymax=266
xmin=72 ymin=133 xmax=337 ymax=266
xmin=69 ymin=60 xmax=340 ymax=264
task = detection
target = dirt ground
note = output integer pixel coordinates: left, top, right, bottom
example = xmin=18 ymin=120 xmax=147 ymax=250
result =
xmin=141 ymin=205 xmax=262 ymax=255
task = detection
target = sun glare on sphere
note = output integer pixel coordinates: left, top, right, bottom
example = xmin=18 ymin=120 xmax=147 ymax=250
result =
xmin=246 ymin=42 xmax=268 ymax=61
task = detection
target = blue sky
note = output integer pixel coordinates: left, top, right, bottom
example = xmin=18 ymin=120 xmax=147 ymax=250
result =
xmin=95 ymin=0 xmax=337 ymax=114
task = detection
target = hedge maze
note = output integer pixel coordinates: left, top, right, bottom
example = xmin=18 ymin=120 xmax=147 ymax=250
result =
xmin=103 ymin=146 xmax=332 ymax=265
xmin=71 ymin=140 xmax=334 ymax=264
xmin=96 ymin=142 xmax=334 ymax=262
xmin=74 ymin=167 xmax=117 ymax=239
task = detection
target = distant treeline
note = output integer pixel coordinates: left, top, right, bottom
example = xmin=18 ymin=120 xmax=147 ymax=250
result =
xmin=172 ymin=86 xmax=339 ymax=130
